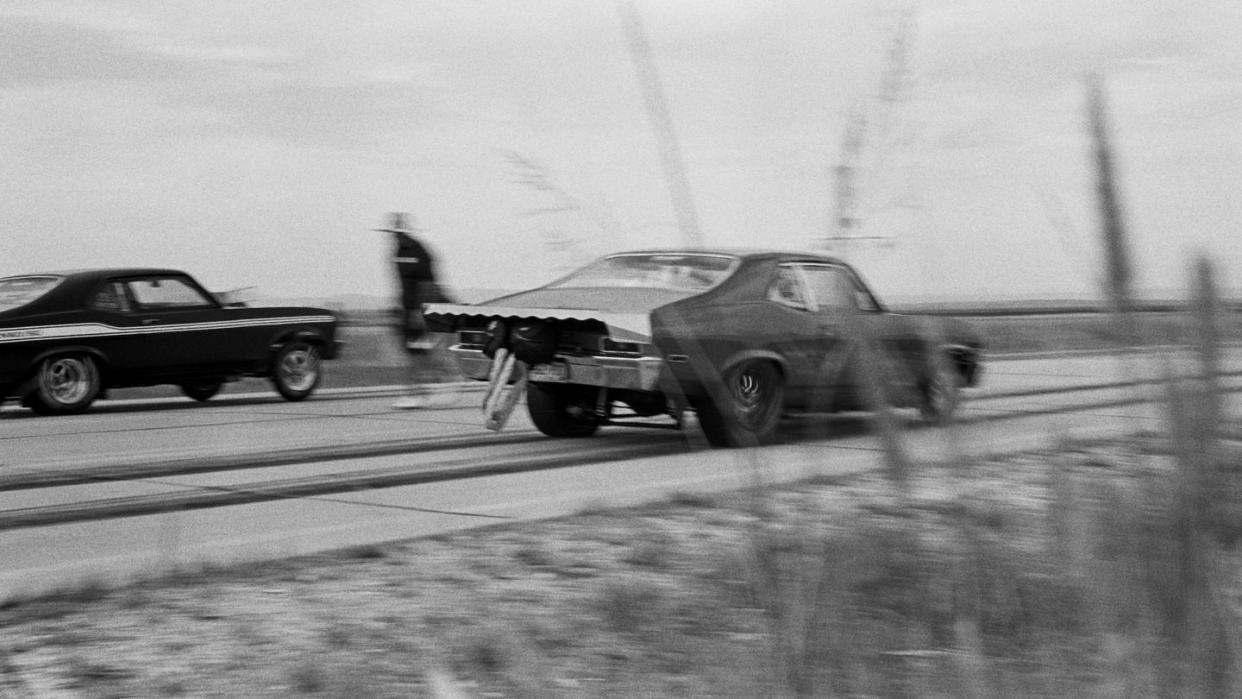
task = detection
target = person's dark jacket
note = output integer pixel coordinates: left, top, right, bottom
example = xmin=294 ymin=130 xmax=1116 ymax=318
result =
xmin=393 ymin=233 xmax=451 ymax=308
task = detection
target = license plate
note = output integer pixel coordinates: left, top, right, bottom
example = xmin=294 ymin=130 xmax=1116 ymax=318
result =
xmin=527 ymin=362 xmax=568 ymax=382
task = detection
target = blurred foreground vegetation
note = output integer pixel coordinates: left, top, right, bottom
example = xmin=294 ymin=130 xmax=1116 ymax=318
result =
xmin=1 ymin=431 xmax=1238 ymax=697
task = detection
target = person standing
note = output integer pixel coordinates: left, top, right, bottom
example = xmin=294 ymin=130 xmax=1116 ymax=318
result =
xmin=375 ymin=212 xmax=453 ymax=409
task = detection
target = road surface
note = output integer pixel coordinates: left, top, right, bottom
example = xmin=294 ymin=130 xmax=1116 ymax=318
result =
xmin=0 ymin=348 xmax=1236 ymax=600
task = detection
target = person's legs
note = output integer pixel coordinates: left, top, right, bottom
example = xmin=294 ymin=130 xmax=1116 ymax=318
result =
xmin=393 ymin=308 xmax=459 ymax=409
xmin=393 ymin=308 xmax=429 ymax=409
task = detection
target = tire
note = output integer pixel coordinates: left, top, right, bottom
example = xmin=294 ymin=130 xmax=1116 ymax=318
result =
xmin=526 ymin=383 xmax=600 ymax=438
xmin=919 ymin=352 xmax=960 ymax=425
xmin=696 ymin=360 xmax=784 ymax=447
xmin=27 ymin=354 xmax=101 ymax=415
xmin=181 ymin=380 xmax=223 ymax=402
xmin=271 ymin=341 xmax=322 ymax=401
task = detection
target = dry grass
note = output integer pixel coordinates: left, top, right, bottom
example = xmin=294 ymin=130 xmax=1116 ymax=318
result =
xmin=0 ymin=433 xmax=1238 ymax=697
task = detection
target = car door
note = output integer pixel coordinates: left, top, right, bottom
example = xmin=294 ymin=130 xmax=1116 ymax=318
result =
xmin=120 ymin=274 xmax=241 ymax=372
xmin=81 ymin=279 xmax=150 ymax=375
xmin=845 ymin=266 xmax=924 ymax=401
xmin=763 ymin=263 xmax=837 ymax=406
xmin=797 ymin=264 xmax=863 ymax=408
xmin=802 ymin=264 xmax=918 ymax=408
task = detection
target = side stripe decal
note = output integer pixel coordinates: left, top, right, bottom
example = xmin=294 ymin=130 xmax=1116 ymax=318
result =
xmin=0 ymin=316 xmax=335 ymax=345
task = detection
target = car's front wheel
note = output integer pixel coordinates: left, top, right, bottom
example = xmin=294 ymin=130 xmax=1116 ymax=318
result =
xmin=181 ymin=380 xmax=223 ymax=402
xmin=271 ymin=341 xmax=322 ymax=401
xmin=526 ymin=383 xmax=600 ymax=437
xmin=696 ymin=359 xmax=784 ymax=447
xmin=27 ymin=354 xmax=101 ymax=415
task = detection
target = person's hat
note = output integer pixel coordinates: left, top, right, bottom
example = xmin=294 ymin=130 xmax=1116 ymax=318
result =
xmin=374 ymin=212 xmax=418 ymax=234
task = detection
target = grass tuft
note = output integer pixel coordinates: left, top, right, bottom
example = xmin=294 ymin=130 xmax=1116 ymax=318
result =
xmin=339 ymin=544 xmax=387 ymax=560
xmin=595 ymin=578 xmax=664 ymax=634
xmin=287 ymin=660 xmax=325 ymax=694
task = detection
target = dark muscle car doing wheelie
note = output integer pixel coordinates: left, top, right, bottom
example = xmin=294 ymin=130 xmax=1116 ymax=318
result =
xmin=425 ymin=249 xmax=982 ymax=447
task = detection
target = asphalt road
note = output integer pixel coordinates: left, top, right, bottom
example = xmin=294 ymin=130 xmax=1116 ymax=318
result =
xmin=1 ymin=348 xmax=1238 ymax=601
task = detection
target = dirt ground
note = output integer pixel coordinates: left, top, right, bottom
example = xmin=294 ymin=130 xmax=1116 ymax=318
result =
xmin=3 ymin=431 xmax=1234 ymax=698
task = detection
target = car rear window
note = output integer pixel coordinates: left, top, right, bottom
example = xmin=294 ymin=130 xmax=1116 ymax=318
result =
xmin=125 ymin=277 xmax=215 ymax=309
xmin=546 ymin=253 xmax=739 ymax=292
xmin=0 ymin=275 xmax=63 ymax=311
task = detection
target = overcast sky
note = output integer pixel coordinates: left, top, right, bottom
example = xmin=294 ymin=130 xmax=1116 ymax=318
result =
xmin=1 ymin=1 xmax=1238 ymax=304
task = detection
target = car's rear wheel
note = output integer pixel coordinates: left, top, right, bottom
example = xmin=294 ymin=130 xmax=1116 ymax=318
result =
xmin=27 ymin=354 xmax=101 ymax=415
xmin=696 ymin=359 xmax=783 ymax=447
xmin=271 ymin=341 xmax=322 ymax=401
xmin=919 ymin=352 xmax=960 ymax=425
xmin=181 ymin=380 xmax=223 ymax=402
xmin=526 ymin=383 xmax=600 ymax=437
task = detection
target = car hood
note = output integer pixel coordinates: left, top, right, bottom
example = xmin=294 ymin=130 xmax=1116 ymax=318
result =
xmin=483 ymin=286 xmax=693 ymax=313
xmin=424 ymin=286 xmax=692 ymax=343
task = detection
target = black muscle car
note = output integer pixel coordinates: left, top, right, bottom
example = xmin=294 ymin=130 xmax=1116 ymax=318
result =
xmin=425 ymin=249 xmax=983 ymax=447
xmin=0 ymin=268 xmax=340 ymax=415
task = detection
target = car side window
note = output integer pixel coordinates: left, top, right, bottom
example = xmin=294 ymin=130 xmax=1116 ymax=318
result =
xmin=804 ymin=266 xmax=858 ymax=315
xmin=90 ymin=282 xmax=132 ymax=313
xmin=125 ymin=277 xmax=214 ymax=310
xmin=844 ymin=270 xmax=882 ymax=312
xmin=853 ymin=285 xmax=880 ymax=312
xmin=768 ymin=265 xmax=811 ymax=311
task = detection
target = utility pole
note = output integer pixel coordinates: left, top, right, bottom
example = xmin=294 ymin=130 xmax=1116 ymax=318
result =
xmin=617 ymin=0 xmax=704 ymax=247
xmin=1087 ymin=75 xmax=1140 ymax=348
xmin=819 ymin=8 xmax=913 ymax=254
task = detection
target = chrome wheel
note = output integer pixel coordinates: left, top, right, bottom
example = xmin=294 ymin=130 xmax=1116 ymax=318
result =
xmin=29 ymin=354 xmax=101 ymax=415
xmin=272 ymin=341 xmax=322 ymax=401
xmin=730 ymin=362 xmax=781 ymax=433
xmin=280 ymin=348 xmax=319 ymax=392
xmin=698 ymin=360 xmax=783 ymax=447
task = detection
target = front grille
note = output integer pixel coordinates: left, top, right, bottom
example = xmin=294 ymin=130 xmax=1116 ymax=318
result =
xmin=458 ymin=329 xmax=488 ymax=350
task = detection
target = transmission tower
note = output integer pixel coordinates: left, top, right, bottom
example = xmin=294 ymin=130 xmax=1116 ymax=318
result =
xmin=817 ymin=7 xmax=915 ymax=255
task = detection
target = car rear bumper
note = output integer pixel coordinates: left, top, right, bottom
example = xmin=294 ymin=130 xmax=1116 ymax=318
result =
xmin=449 ymin=346 xmax=666 ymax=392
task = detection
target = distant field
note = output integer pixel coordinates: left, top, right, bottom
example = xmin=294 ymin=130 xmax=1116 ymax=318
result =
xmin=955 ymin=310 xmax=1241 ymax=354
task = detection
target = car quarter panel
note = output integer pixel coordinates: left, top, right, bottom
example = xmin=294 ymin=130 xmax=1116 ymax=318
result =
xmin=650 ymin=258 xmax=795 ymax=398
xmin=250 ymin=309 xmax=341 ymax=360
xmin=0 ymin=309 xmax=146 ymax=382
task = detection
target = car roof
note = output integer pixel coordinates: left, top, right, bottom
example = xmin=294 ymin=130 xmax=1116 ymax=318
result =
xmin=1 ymin=268 xmax=190 ymax=281
xmin=601 ymin=248 xmax=848 ymax=264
